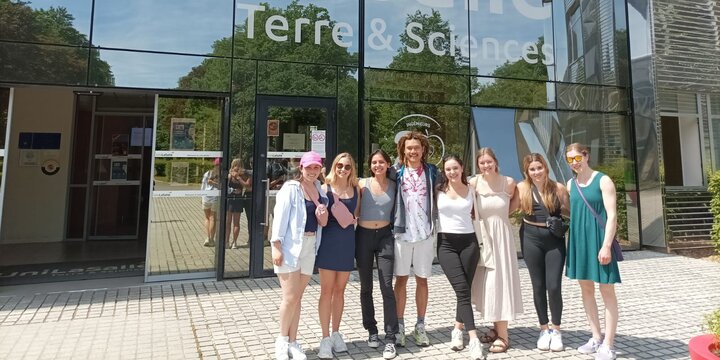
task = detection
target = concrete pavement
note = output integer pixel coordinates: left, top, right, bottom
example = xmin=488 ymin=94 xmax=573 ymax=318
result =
xmin=0 ymin=250 xmax=718 ymax=359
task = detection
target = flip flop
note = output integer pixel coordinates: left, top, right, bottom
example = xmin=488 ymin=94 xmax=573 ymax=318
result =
xmin=489 ymin=337 xmax=510 ymax=353
xmin=479 ymin=329 xmax=498 ymax=343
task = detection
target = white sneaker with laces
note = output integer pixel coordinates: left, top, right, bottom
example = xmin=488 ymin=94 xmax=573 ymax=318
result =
xmin=536 ymin=329 xmax=551 ymax=351
xmin=203 ymin=238 xmax=215 ymax=247
xmin=595 ymin=344 xmax=617 ymax=360
xmin=382 ymin=343 xmax=397 ymax=359
xmin=450 ymin=328 xmax=464 ymax=351
xmin=288 ymin=341 xmax=307 ymax=360
xmin=331 ymin=331 xmax=348 ymax=353
xmin=275 ymin=336 xmax=289 ymax=360
xmin=468 ymin=338 xmax=483 ymax=360
xmin=549 ymin=330 xmax=564 ymax=351
xmin=577 ymin=337 xmax=601 ymax=354
xmin=412 ymin=323 xmax=430 ymax=346
xmin=317 ymin=337 xmax=333 ymax=359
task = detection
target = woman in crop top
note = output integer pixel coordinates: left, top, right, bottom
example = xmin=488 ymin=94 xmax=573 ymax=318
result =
xmin=435 ymin=155 xmax=483 ymax=360
xmin=355 ymin=149 xmax=398 ymax=359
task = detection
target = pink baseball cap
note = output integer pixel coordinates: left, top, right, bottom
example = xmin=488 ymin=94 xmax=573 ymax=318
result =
xmin=299 ymin=151 xmax=323 ymax=167
xmin=214 ymin=158 xmax=221 ymax=166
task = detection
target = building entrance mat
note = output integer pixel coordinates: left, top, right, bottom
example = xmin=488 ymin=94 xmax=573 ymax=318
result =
xmin=0 ymin=258 xmax=145 ymax=285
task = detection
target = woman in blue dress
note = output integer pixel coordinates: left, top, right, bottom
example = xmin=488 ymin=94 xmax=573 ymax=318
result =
xmin=315 ymin=152 xmax=359 ymax=359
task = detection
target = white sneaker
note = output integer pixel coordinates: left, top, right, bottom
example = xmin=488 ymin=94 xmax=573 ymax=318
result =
xmin=412 ymin=323 xmax=430 ymax=346
xmin=536 ymin=329 xmax=551 ymax=351
xmin=577 ymin=337 xmax=601 ymax=354
xmin=367 ymin=333 xmax=380 ymax=348
xmin=317 ymin=337 xmax=333 ymax=359
xmin=330 ymin=331 xmax=348 ymax=352
xmin=382 ymin=343 xmax=397 ymax=359
xmin=595 ymin=344 xmax=617 ymax=360
xmin=275 ymin=336 xmax=289 ymax=360
xmin=468 ymin=338 xmax=483 ymax=360
xmin=203 ymin=238 xmax=215 ymax=247
xmin=288 ymin=341 xmax=307 ymax=360
xmin=450 ymin=328 xmax=464 ymax=351
xmin=549 ymin=330 xmax=564 ymax=351
xmin=395 ymin=323 xmax=406 ymax=347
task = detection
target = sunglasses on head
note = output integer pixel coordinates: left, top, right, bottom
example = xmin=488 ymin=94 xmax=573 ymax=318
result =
xmin=335 ymin=163 xmax=352 ymax=171
xmin=566 ymin=155 xmax=584 ymax=164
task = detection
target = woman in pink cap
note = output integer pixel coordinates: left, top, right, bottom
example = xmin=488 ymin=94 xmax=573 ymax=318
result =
xmin=271 ymin=151 xmax=329 ymax=360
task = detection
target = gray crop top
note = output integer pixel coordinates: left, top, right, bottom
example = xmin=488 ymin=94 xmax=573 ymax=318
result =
xmin=359 ymin=178 xmax=396 ymax=221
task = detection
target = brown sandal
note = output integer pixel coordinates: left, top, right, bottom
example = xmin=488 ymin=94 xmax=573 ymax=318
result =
xmin=489 ymin=337 xmax=510 ymax=353
xmin=479 ymin=329 xmax=498 ymax=343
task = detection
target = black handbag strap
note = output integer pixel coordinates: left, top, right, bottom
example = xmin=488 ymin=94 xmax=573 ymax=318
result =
xmin=531 ymin=185 xmax=552 ymax=218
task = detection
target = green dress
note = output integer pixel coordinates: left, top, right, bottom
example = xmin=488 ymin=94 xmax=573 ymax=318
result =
xmin=566 ymin=171 xmax=621 ymax=284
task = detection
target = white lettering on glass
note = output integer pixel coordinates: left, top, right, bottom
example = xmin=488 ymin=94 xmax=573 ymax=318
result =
xmin=266 ymin=15 xmax=288 ymax=41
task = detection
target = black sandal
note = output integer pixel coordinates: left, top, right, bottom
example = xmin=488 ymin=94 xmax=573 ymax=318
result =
xmin=479 ymin=329 xmax=498 ymax=343
xmin=489 ymin=337 xmax=510 ymax=353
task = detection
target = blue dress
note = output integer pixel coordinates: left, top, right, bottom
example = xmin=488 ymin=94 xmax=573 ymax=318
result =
xmin=315 ymin=186 xmax=358 ymax=271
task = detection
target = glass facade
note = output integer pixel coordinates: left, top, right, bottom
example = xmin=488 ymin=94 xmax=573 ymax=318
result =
xmin=0 ymin=0 xmax=639 ymax=280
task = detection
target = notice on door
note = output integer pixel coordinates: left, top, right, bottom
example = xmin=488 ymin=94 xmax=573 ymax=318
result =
xmin=311 ymin=130 xmax=326 ymax=157
xmin=283 ymin=133 xmax=305 ymax=150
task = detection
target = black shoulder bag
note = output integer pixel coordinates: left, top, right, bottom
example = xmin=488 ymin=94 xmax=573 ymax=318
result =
xmin=531 ymin=185 xmax=568 ymax=239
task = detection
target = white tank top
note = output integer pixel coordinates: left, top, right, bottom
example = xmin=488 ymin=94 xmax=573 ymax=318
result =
xmin=437 ymin=188 xmax=474 ymax=234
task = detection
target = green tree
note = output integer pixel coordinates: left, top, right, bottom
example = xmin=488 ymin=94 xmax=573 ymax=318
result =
xmin=0 ymin=0 xmax=114 ymax=85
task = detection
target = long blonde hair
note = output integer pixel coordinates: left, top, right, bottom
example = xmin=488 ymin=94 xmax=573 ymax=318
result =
xmin=476 ymin=147 xmax=499 ymax=174
xmin=324 ymin=152 xmax=358 ymax=187
xmin=519 ymin=153 xmax=559 ymax=214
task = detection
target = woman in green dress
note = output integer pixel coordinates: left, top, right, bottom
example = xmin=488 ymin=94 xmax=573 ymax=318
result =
xmin=565 ymin=143 xmax=620 ymax=360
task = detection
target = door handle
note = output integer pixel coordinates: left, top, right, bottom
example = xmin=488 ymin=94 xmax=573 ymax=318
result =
xmin=260 ymin=179 xmax=270 ymax=226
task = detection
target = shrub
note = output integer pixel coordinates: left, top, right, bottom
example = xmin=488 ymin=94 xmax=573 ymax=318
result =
xmin=705 ymin=308 xmax=720 ymax=355
xmin=708 ymin=171 xmax=720 ymax=254
xmin=596 ymin=160 xmax=628 ymax=242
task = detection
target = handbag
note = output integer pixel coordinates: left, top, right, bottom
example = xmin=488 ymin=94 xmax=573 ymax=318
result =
xmin=301 ymin=184 xmax=328 ymax=227
xmin=573 ymin=178 xmax=624 ymax=261
xmin=472 ymin=180 xmax=495 ymax=269
xmin=329 ymin=186 xmax=356 ymax=229
xmin=530 ymin=185 xmax=568 ymax=239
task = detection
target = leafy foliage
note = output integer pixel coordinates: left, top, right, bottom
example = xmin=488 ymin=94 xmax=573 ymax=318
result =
xmin=708 ymin=171 xmax=720 ymax=253
xmin=0 ymin=0 xmax=113 ymax=85
xmin=705 ymin=307 xmax=720 ymax=352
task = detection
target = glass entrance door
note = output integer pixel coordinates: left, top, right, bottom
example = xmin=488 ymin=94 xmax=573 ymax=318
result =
xmin=146 ymin=95 xmax=226 ymax=281
xmin=250 ymin=96 xmax=336 ymax=277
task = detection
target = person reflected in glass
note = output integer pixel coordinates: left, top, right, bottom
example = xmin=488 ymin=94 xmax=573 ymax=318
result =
xmin=517 ymin=153 xmax=570 ymax=351
xmin=315 ymin=152 xmax=359 ymax=359
xmin=201 ymin=158 xmax=221 ymax=247
xmin=565 ymin=143 xmax=621 ymax=360
xmin=355 ymin=149 xmax=398 ymax=359
xmin=271 ymin=151 xmax=328 ymax=360
xmin=470 ymin=147 xmax=523 ymax=353
xmin=435 ymin=155 xmax=483 ymax=360
xmin=238 ymin=158 xmax=253 ymax=246
xmin=226 ymin=158 xmax=244 ymax=249
xmin=390 ymin=131 xmax=438 ymax=348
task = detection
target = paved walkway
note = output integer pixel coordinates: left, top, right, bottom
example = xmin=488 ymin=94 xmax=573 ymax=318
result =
xmin=0 ymin=251 xmax=718 ymax=359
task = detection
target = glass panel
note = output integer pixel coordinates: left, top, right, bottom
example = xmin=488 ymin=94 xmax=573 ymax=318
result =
xmin=0 ymin=42 xmax=89 ymax=85
xmin=0 ymin=0 xmax=92 ymax=45
xmin=363 ymin=0 xmax=470 ymax=74
xmin=365 ymin=68 xmax=469 ymax=104
xmin=338 ymin=67 xmax=359 ymax=162
xmin=90 ymin=50 xmax=230 ymax=91
xmin=70 ymin=95 xmax=93 ymax=184
xmin=712 ymin=118 xmax=720 ymax=172
xmin=257 ymin=61 xmax=336 ymax=97
xmin=472 ymin=77 xmax=553 ymax=109
xmin=469 ymin=1 xmax=552 ymax=79
xmin=0 ymin=87 xmax=8 ymax=150
xmin=234 ymin=0 xmax=359 ymax=66
xmin=658 ymin=90 xmax=697 ymax=114
xmin=148 ymin=96 xmax=223 ymax=278
xmin=92 ymin=0 xmax=233 ymax=56
xmin=364 ymin=101 xmax=470 ymax=166
xmin=556 ymin=83 xmax=628 ymax=112
xmin=710 ymin=95 xmax=720 ymax=116
xmin=66 ymin=187 xmax=86 ymax=239
xmin=89 ymin=185 xmax=140 ymax=236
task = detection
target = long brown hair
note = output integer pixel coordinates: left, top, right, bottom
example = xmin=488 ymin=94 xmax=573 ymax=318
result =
xmin=476 ymin=147 xmax=499 ymax=173
xmin=520 ymin=153 xmax=559 ymax=214
xmin=397 ymin=131 xmax=429 ymax=165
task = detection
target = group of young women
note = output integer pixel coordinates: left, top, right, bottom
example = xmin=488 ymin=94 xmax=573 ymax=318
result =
xmin=269 ymin=140 xmax=621 ymax=360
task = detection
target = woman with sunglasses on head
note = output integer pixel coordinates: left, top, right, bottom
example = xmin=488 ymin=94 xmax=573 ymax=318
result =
xmin=565 ymin=143 xmax=621 ymax=360
xmin=271 ymin=151 xmax=329 ymax=360
xmin=435 ymin=155 xmax=483 ymax=360
xmin=517 ymin=153 xmax=569 ymax=352
xmin=315 ymin=152 xmax=360 ymax=359
xmin=355 ymin=149 xmax=398 ymax=359
xmin=470 ymin=147 xmax=523 ymax=354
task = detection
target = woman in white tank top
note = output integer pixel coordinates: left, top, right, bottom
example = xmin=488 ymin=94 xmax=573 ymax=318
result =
xmin=435 ymin=155 xmax=483 ymax=360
